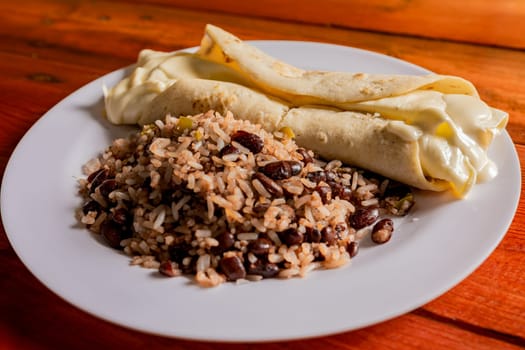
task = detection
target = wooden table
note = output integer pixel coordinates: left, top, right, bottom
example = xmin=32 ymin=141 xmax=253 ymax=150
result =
xmin=1 ymin=1 xmax=524 ymax=349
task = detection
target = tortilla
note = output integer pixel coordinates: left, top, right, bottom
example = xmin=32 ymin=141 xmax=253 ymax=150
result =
xmin=145 ymin=78 xmax=289 ymax=131
xmin=281 ymin=107 xmax=450 ymax=192
xmin=197 ymin=24 xmax=479 ymax=107
xmin=104 ymin=24 xmax=508 ymax=197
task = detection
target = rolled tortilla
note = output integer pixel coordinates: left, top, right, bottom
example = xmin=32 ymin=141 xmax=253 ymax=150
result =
xmin=197 ymin=24 xmax=479 ymax=107
xmin=104 ymin=25 xmax=508 ymax=197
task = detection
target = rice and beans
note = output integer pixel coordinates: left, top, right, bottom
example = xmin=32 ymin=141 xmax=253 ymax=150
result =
xmin=77 ymin=111 xmax=414 ymax=287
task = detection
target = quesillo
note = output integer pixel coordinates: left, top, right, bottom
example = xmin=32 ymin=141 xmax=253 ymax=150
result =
xmin=104 ymin=25 xmax=508 ymax=197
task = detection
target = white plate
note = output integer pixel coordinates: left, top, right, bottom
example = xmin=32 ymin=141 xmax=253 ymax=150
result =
xmin=1 ymin=41 xmax=520 ymax=342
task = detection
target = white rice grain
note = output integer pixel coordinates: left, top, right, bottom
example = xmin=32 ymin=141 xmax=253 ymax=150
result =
xmin=196 ymin=254 xmax=211 ymax=272
xmin=153 ymin=208 xmax=166 ymax=230
xmin=195 ymin=229 xmax=212 ymax=238
xmin=278 ymin=268 xmax=299 ymax=279
xmin=237 ymin=179 xmax=254 ymax=199
xmin=351 ymin=171 xmax=359 ymax=191
xmin=252 ymin=179 xmax=272 ymax=198
xmin=361 ymin=198 xmax=379 ymax=207
xmin=237 ymin=232 xmax=258 ymax=241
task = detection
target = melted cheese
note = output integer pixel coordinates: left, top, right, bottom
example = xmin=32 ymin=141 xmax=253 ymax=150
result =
xmin=349 ymin=91 xmax=507 ymax=196
xmin=105 ymin=50 xmax=250 ymax=124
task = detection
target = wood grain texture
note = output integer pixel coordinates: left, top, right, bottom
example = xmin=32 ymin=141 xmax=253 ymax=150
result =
xmin=1 ymin=1 xmax=524 ymax=144
xmin=129 ymin=0 xmax=525 ymax=50
xmin=0 ymin=0 xmax=524 ymax=348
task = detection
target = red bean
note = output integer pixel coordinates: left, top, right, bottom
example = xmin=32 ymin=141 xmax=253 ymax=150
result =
xmin=231 ymin=130 xmax=264 ymax=154
xmin=212 ymin=232 xmax=235 ymax=254
xmin=219 ymin=256 xmax=246 ymax=281
xmin=100 ymin=220 xmax=125 ymax=249
xmin=246 ymin=260 xmax=279 ymax=278
xmin=280 ymin=228 xmax=304 ymax=246
xmin=306 ymin=171 xmax=326 ymax=183
xmin=306 ymin=170 xmax=337 ymax=184
xmin=262 ymin=160 xmax=302 ymax=180
xmin=347 ymin=241 xmax=359 ymax=257
xmin=350 ymin=207 xmax=379 ymax=229
xmin=321 ymin=226 xmax=336 ymax=245
xmin=371 ymin=218 xmax=394 ymax=244
xmin=248 ymin=238 xmax=273 ymax=256
xmin=98 ymin=179 xmax=117 ymax=198
xmin=306 ymin=227 xmax=322 ymax=243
